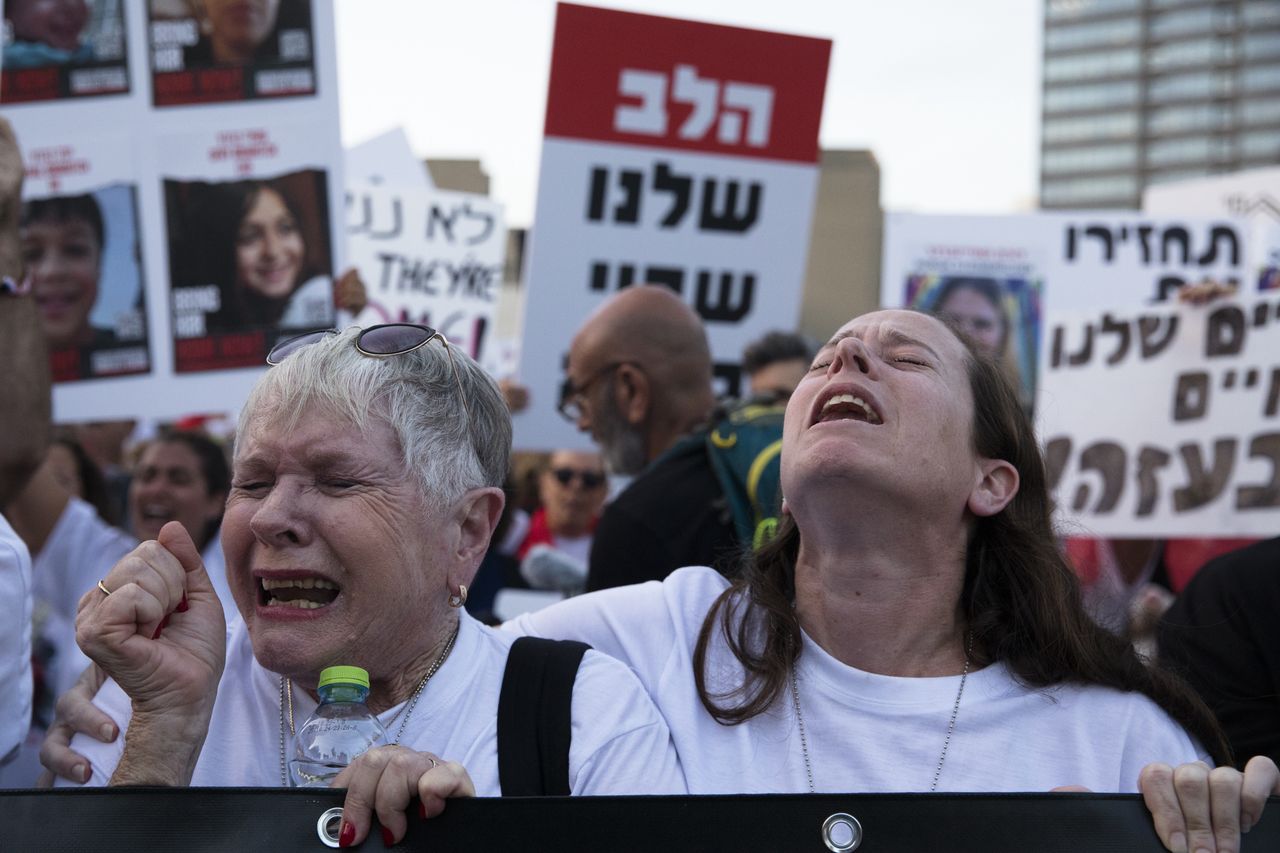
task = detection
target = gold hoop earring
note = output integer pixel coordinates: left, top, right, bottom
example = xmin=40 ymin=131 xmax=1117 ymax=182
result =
xmin=448 ymin=584 xmax=468 ymax=608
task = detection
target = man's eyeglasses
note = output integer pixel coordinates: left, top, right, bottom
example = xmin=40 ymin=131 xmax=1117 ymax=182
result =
xmin=549 ymin=467 xmax=606 ymax=489
xmin=557 ymin=361 xmax=638 ymax=423
xmin=266 ymin=323 xmax=472 ymax=423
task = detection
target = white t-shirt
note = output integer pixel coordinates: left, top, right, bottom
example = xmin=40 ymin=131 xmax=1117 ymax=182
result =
xmin=66 ymin=611 xmax=685 ymax=795
xmin=506 ymin=566 xmax=1207 ymax=794
xmin=0 ymin=514 xmax=33 ymax=764
xmin=33 ymin=498 xmax=135 ymax=700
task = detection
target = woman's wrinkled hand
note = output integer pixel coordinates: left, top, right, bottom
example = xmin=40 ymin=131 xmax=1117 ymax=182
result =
xmin=330 ymin=745 xmax=475 ymax=847
xmin=74 ymin=521 xmax=227 ymax=783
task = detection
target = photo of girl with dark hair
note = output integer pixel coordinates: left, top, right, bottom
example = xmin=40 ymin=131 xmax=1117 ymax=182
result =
xmin=166 ymin=169 xmax=335 ymax=373
xmin=907 ymin=274 xmax=1041 ymax=412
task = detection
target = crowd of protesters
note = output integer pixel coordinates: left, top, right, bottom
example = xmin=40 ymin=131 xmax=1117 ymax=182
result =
xmin=2 ymin=111 xmax=1278 ymax=853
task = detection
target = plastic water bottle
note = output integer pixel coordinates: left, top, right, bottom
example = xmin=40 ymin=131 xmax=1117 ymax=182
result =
xmin=289 ymin=665 xmax=388 ymax=787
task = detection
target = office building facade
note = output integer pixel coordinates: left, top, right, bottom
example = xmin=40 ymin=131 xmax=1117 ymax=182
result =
xmin=1040 ymin=0 xmax=1280 ymax=209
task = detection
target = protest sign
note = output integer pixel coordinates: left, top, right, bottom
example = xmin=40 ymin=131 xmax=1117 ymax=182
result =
xmin=162 ymin=123 xmax=337 ymax=373
xmin=1 ymin=0 xmax=129 ymax=103
xmin=4 ymin=1 xmax=344 ymax=422
xmin=146 ymin=0 xmax=317 ymax=107
xmin=882 ymin=212 xmax=1249 ymax=409
xmin=1038 ymin=294 xmax=1280 ymax=537
xmin=345 ymin=128 xmax=432 ymax=190
xmin=14 ymin=129 xmax=150 ymax=384
xmin=1144 ymin=166 xmax=1280 ymax=293
xmin=345 ymin=184 xmax=505 ymax=371
xmin=881 ymin=213 xmax=1046 ymax=407
xmin=515 ymin=3 xmax=830 ymax=451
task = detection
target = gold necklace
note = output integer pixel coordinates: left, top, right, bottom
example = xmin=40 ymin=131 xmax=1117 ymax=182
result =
xmin=278 ymin=621 xmax=460 ymax=786
xmin=789 ymin=631 xmax=973 ymax=793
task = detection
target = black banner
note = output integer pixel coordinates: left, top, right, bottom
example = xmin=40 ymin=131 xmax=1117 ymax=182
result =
xmin=3 ymin=789 xmax=1278 ymax=851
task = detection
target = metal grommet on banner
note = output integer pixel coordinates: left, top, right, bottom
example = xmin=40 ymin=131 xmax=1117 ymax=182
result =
xmin=822 ymin=812 xmax=862 ymax=852
xmin=317 ymin=807 xmax=344 ymax=848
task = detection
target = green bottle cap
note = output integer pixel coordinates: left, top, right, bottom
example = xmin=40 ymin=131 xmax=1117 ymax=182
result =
xmin=317 ymin=665 xmax=370 ymax=690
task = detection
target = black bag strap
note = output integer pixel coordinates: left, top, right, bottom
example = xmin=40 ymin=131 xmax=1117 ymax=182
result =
xmin=497 ymin=636 xmax=590 ymax=796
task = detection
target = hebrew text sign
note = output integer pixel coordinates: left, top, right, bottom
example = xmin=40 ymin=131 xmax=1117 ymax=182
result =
xmin=516 ymin=3 xmax=830 ymax=450
xmin=1039 ymin=295 xmax=1280 ymax=536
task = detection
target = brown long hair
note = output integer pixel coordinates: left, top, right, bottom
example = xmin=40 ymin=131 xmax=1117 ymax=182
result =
xmin=693 ymin=320 xmax=1231 ymax=765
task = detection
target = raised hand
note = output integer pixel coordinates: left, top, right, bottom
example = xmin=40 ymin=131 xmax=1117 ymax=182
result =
xmin=74 ymin=521 xmax=227 ymax=784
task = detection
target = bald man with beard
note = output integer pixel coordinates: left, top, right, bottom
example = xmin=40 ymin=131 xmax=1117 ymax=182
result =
xmin=559 ymin=285 xmax=740 ymax=591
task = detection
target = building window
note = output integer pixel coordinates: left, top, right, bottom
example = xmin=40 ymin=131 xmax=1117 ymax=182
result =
xmin=1243 ymin=64 xmax=1280 ymax=93
xmin=1044 ymin=80 xmax=1140 ymax=112
xmin=1147 ymin=135 xmax=1218 ymax=167
xmin=1148 ymin=70 xmax=1229 ymax=102
xmin=1242 ymin=98 xmax=1280 ymax=126
xmin=1042 ymin=143 xmax=1138 ymax=174
xmin=1244 ymin=1 xmax=1280 ymax=27
xmin=1045 ymin=17 xmax=1141 ymax=52
xmin=1147 ymin=103 xmax=1232 ymax=135
xmin=1240 ymin=130 xmax=1280 ymax=159
xmin=1244 ymin=32 xmax=1280 ymax=62
xmin=1043 ymin=111 xmax=1140 ymax=143
xmin=1044 ymin=48 xmax=1141 ymax=83
xmin=1150 ymin=7 xmax=1222 ymax=40
xmin=1046 ymin=0 xmax=1140 ymax=22
xmin=1040 ymin=174 xmax=1138 ymax=206
xmin=1149 ymin=37 xmax=1232 ymax=72
xmin=1146 ymin=167 xmax=1215 ymax=186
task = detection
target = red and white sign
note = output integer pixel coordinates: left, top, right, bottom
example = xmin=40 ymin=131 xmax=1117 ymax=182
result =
xmin=516 ymin=3 xmax=831 ymax=451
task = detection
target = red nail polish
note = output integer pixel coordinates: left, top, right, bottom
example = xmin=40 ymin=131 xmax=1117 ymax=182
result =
xmin=338 ymin=821 xmax=356 ymax=848
xmin=418 ymin=800 xmax=427 ymax=819
xmin=381 ymin=826 xmax=395 ymax=847
xmin=177 ymin=594 xmax=189 ymax=613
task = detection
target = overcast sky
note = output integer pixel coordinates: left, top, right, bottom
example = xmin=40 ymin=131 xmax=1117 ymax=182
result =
xmin=335 ymin=0 xmax=1043 ymax=227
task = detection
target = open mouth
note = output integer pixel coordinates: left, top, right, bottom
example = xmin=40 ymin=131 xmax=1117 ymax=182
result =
xmin=138 ymin=504 xmax=173 ymax=524
xmin=816 ymin=392 xmax=883 ymax=425
xmin=259 ymin=577 xmax=340 ymax=610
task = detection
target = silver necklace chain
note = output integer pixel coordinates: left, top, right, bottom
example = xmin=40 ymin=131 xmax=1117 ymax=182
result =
xmin=278 ymin=621 xmax=460 ymax=786
xmin=789 ymin=630 xmax=973 ymax=794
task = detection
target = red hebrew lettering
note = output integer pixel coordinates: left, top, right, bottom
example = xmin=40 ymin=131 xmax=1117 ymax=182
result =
xmin=545 ymin=3 xmax=829 ymax=163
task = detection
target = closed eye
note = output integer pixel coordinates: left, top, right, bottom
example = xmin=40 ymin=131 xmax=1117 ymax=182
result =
xmin=322 ymin=479 xmax=358 ymax=489
xmin=808 ymin=360 xmax=830 ymax=372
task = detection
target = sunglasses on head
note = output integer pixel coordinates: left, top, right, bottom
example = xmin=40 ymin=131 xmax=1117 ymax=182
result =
xmin=549 ymin=467 xmax=606 ymax=489
xmin=266 ymin=323 xmax=472 ymax=423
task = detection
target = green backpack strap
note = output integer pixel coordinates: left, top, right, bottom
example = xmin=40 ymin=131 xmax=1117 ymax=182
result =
xmin=702 ymin=400 xmax=786 ymax=549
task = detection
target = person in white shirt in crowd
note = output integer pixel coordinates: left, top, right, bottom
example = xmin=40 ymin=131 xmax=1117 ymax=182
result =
xmin=39 ymin=308 xmax=1278 ymax=851
xmin=57 ymin=324 xmax=682 ymax=847
xmin=0 ymin=516 xmax=35 ymax=769
xmin=0 ymin=115 xmax=50 ymax=773
xmin=5 ymin=430 xmax=234 ymax=705
xmin=504 ymin=308 xmax=1279 ymax=853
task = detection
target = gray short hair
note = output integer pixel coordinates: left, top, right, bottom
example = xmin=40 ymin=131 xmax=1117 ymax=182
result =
xmin=238 ymin=328 xmax=511 ymax=509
